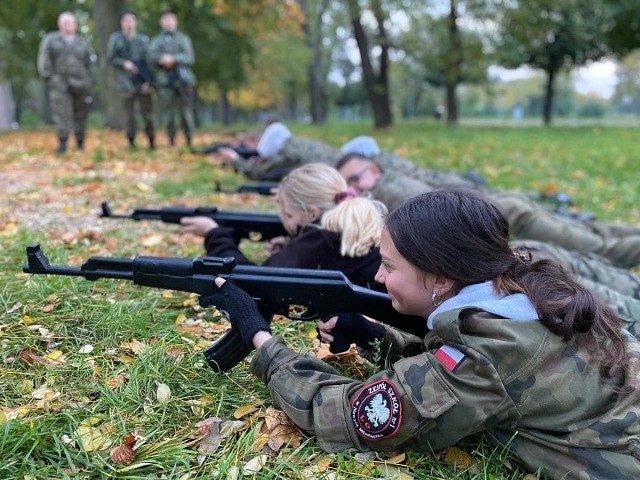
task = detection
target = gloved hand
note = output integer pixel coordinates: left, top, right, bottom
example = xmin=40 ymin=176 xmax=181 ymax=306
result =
xmin=199 ymin=281 xmax=271 ymax=348
xmin=326 ymin=313 xmax=386 ymax=354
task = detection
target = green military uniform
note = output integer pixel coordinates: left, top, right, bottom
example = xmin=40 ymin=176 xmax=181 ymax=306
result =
xmin=37 ymin=31 xmax=96 ymax=151
xmin=512 ymin=239 xmax=640 ymax=300
xmin=375 ymin=151 xmax=478 ymax=189
xmin=368 ymin=168 xmax=640 ymax=269
xmin=233 ymin=136 xmax=341 ymax=181
xmin=250 ymin=282 xmax=640 ymax=479
xmin=496 ymin=191 xmax=640 ymax=269
xmin=106 ymin=30 xmax=155 ymax=149
xmin=148 ymin=28 xmax=195 ymax=146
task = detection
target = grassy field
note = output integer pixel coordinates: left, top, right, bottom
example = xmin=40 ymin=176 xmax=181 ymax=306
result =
xmin=1 ymin=121 xmax=639 ymax=479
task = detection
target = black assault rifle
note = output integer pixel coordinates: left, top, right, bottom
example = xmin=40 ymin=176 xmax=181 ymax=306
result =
xmin=100 ymin=202 xmax=287 ymax=243
xmin=23 ymin=244 xmax=424 ymax=373
xmin=191 ymin=142 xmax=259 ymax=159
xmin=214 ymin=181 xmax=279 ymax=196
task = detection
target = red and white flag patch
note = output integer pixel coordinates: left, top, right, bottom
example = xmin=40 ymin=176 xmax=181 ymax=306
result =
xmin=434 ymin=345 xmax=466 ymax=372
xmin=351 ymin=380 xmax=402 ymax=441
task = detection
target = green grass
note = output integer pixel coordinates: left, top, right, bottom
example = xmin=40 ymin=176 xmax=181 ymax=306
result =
xmin=1 ymin=120 xmax=639 ymax=478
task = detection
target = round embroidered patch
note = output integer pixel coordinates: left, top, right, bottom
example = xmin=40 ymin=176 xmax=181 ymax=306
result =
xmin=351 ymin=380 xmax=402 ymax=441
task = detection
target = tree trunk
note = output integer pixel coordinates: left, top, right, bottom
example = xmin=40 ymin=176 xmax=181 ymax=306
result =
xmin=543 ymin=68 xmax=555 ymax=125
xmin=446 ymin=0 xmax=461 ymax=125
xmin=349 ymin=0 xmax=392 ymax=129
xmin=93 ymin=0 xmax=126 ymax=129
xmin=301 ymin=0 xmax=328 ymax=124
xmin=220 ymin=89 xmax=232 ymax=125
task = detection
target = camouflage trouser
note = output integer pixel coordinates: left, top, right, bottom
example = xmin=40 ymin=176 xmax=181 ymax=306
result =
xmin=122 ymin=92 xmax=154 ymax=141
xmin=512 ymin=239 xmax=640 ymax=338
xmin=49 ymin=88 xmax=90 ymax=140
xmin=156 ymin=86 xmax=194 ymax=143
xmin=511 ymin=240 xmax=640 ymax=300
xmin=497 ymin=192 xmax=640 ymax=268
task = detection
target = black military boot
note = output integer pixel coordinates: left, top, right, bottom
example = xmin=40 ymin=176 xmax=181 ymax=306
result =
xmin=127 ymin=135 xmax=136 ymax=150
xmin=54 ymin=136 xmax=68 ymax=154
xmin=148 ymin=135 xmax=155 ymax=150
xmin=75 ymin=134 xmax=84 ymax=151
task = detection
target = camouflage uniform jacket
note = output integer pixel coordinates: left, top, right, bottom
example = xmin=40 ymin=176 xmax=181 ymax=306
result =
xmin=251 ymin=285 xmax=640 ymax=479
xmin=37 ymin=32 xmax=96 ymax=93
xmin=375 ymin=151 xmax=477 ymax=189
xmin=106 ymin=31 xmax=153 ymax=95
xmin=235 ymin=136 xmax=341 ymax=181
xmin=147 ymin=30 xmax=195 ymax=88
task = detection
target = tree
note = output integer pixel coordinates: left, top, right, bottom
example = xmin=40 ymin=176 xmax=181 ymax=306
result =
xmin=93 ymin=0 xmax=125 ymax=129
xmin=347 ymin=0 xmax=393 ymax=129
xmin=602 ymin=0 xmax=640 ymax=57
xmin=492 ymin=0 xmax=612 ymax=125
xmin=300 ymin=0 xmax=330 ymax=124
xmin=400 ymin=1 xmax=487 ymax=125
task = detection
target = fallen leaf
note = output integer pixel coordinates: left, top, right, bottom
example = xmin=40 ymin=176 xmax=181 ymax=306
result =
xmin=243 ymin=455 xmax=268 ymax=475
xmin=234 ymin=403 xmax=259 ymax=419
xmin=156 ymin=383 xmax=171 ymax=403
xmin=110 ymin=444 xmax=135 ymax=464
xmin=443 ymin=446 xmax=472 ymax=468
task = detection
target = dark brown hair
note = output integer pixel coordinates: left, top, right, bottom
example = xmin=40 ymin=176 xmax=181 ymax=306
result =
xmin=385 ymin=189 xmax=627 ymax=376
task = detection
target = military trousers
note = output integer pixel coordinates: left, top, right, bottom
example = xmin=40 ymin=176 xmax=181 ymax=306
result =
xmin=49 ymin=88 xmax=90 ymax=140
xmin=122 ymin=92 xmax=154 ymax=141
xmin=156 ymin=86 xmax=194 ymax=144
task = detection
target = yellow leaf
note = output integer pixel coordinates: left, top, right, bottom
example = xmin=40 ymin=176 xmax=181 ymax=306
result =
xmin=75 ymin=424 xmax=112 ymax=452
xmin=22 ymin=315 xmax=33 ymax=324
xmin=385 ymin=452 xmax=406 ymax=464
xmin=0 ymin=410 xmax=6 ymax=424
xmin=45 ymin=350 xmax=65 ymax=363
xmin=163 ymin=291 xmax=174 ymax=298
xmin=443 ymin=446 xmax=472 ymax=468
xmin=234 ymin=403 xmax=258 ymax=419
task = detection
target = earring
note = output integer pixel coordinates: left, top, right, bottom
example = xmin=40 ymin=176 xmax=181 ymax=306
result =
xmin=431 ymin=290 xmax=442 ymax=307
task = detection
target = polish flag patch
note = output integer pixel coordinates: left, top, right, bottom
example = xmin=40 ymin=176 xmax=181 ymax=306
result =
xmin=434 ymin=345 xmax=466 ymax=372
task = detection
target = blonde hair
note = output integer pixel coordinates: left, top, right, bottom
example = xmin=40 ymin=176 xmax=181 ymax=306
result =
xmin=278 ymin=163 xmax=387 ymax=257
xmin=322 ymin=197 xmax=387 ymax=257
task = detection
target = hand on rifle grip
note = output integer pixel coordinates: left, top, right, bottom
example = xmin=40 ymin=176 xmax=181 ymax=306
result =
xmin=199 ymin=278 xmax=271 ymax=349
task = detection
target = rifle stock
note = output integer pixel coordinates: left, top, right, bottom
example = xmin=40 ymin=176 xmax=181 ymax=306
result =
xmin=100 ymin=202 xmax=287 ymax=243
xmin=23 ymin=244 xmax=425 ymax=373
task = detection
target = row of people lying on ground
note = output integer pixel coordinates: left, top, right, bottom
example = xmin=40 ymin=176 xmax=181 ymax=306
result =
xmin=179 ymin=162 xmax=640 ymax=337
xmin=193 ymin=188 xmax=640 ymax=479
xmin=202 ymin=123 xmax=640 ymax=269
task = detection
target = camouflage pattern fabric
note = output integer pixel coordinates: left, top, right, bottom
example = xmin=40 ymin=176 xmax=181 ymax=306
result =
xmin=363 ymin=175 xmax=640 ymax=269
xmin=234 ymin=136 xmax=341 ymax=181
xmin=148 ymin=29 xmax=195 ymax=141
xmin=496 ymin=192 xmax=640 ymax=269
xmin=375 ymin=152 xmax=477 ymax=189
xmin=511 ymin=239 xmax=640 ymax=300
xmin=37 ymin=32 xmax=96 ymax=139
xmin=251 ymin=307 xmax=640 ymax=479
xmin=106 ymin=32 xmax=154 ymax=142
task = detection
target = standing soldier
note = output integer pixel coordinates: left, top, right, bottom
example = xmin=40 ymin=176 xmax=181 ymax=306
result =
xmin=107 ymin=9 xmax=155 ymax=150
xmin=37 ymin=11 xmax=96 ymax=154
xmin=148 ymin=10 xmax=196 ymax=148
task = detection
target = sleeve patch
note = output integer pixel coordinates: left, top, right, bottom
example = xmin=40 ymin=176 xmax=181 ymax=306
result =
xmin=351 ymin=380 xmax=402 ymax=441
xmin=434 ymin=345 xmax=466 ymax=372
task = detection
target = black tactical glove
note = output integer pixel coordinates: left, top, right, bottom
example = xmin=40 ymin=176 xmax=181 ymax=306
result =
xmin=199 ymin=281 xmax=271 ymax=349
xmin=327 ymin=313 xmax=386 ymax=354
